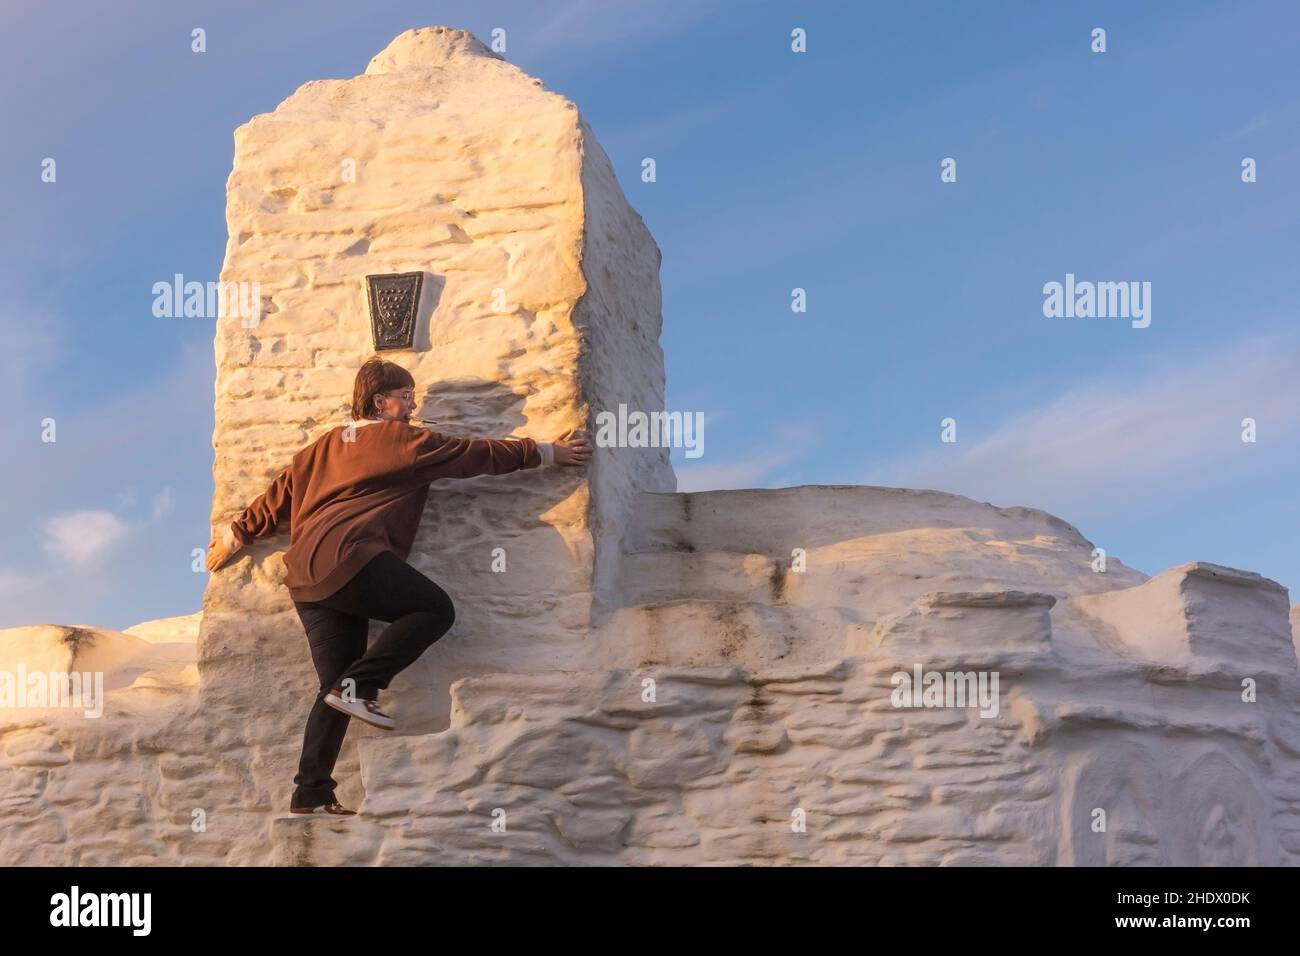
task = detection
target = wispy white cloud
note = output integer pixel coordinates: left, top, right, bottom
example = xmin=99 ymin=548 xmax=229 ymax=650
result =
xmin=41 ymin=510 xmax=132 ymax=565
xmin=864 ymin=334 xmax=1300 ymax=515
xmin=39 ymin=487 xmax=174 ymax=564
xmin=1224 ymin=94 xmax=1300 ymax=141
xmin=701 ymin=410 xmax=730 ymax=428
xmin=151 ymin=487 xmax=175 ymax=520
xmin=4 ymin=487 xmax=184 ymax=626
xmin=0 ymin=338 xmax=211 ymax=626
xmin=676 ymin=420 xmax=820 ymax=492
xmin=1229 ymin=113 xmax=1271 ymax=139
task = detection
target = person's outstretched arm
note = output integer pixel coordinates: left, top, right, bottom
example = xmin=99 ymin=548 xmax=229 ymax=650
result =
xmin=407 ymin=426 xmax=590 ymax=481
xmin=206 ymin=465 xmax=293 ymax=571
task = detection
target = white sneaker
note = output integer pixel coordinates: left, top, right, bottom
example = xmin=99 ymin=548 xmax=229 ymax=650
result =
xmin=323 ymin=688 xmax=395 ymax=730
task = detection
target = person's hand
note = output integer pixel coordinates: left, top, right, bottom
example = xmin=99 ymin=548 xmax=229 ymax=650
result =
xmin=206 ymin=534 xmax=240 ymax=572
xmin=552 ymin=429 xmax=592 ymax=466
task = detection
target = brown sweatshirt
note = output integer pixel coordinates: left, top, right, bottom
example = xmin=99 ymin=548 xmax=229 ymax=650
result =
xmin=221 ymin=418 xmax=553 ymax=603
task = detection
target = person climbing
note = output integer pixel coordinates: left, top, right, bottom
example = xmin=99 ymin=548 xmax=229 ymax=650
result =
xmin=205 ymin=356 xmax=591 ymax=816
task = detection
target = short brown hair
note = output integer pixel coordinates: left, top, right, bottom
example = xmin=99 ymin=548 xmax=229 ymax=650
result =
xmin=351 ymin=356 xmax=416 ymax=420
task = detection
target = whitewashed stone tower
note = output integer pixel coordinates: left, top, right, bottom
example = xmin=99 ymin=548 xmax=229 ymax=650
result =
xmin=206 ymin=27 xmax=674 ymax=736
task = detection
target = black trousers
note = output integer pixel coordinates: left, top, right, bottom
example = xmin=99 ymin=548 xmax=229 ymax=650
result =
xmin=289 ymin=550 xmax=455 ymax=809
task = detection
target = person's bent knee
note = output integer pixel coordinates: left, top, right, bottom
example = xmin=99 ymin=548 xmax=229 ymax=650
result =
xmin=426 ymin=589 xmax=454 ymax=634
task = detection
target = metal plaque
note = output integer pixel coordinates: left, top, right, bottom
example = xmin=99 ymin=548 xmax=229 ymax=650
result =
xmin=365 ymin=272 xmax=423 ymax=350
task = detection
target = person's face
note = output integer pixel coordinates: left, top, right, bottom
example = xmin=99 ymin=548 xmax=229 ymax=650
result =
xmin=373 ymin=387 xmax=415 ymax=421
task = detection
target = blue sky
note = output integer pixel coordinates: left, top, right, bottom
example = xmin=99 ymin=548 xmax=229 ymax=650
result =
xmin=1 ymin=0 xmax=1297 ymax=630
